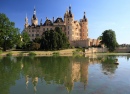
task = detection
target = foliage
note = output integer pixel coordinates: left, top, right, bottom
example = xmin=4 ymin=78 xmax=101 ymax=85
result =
xmin=101 ymin=56 xmax=118 ymax=75
xmin=32 ymin=42 xmax=40 ymax=50
xmin=28 ymin=52 xmax=36 ymax=56
xmin=73 ymin=49 xmax=82 ymax=56
xmin=52 ymin=52 xmax=60 ymax=56
xmin=21 ymin=31 xmax=30 ymax=49
xmin=19 ymin=52 xmax=23 ymax=56
xmin=6 ymin=52 xmax=12 ymax=56
xmin=100 ymin=29 xmax=118 ymax=52
xmin=41 ymin=27 xmax=69 ymax=50
xmin=0 ymin=50 xmax=2 ymax=54
xmin=0 ymin=13 xmax=21 ymax=51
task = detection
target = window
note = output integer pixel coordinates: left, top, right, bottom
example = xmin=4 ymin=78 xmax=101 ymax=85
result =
xmin=32 ymin=34 xmax=34 ymax=37
xmin=36 ymin=34 xmax=39 ymax=37
xmin=68 ymin=31 xmax=69 ymax=34
xmin=68 ymin=26 xmax=69 ymax=29
xmin=47 ymin=28 xmax=48 ymax=30
xmin=50 ymin=28 xmax=52 ymax=30
xmin=37 ymin=30 xmax=39 ymax=32
xmin=43 ymin=28 xmax=45 ymax=31
xmin=68 ymin=19 xmax=69 ymax=21
xmin=32 ymin=30 xmax=34 ymax=32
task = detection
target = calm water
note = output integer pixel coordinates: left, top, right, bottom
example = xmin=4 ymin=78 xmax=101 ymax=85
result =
xmin=0 ymin=55 xmax=130 ymax=94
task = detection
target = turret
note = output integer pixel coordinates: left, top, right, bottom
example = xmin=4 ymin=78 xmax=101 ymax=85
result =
xmin=80 ymin=12 xmax=88 ymax=40
xmin=64 ymin=5 xmax=74 ymax=42
xmin=31 ymin=7 xmax=38 ymax=26
xmin=24 ymin=14 xmax=29 ymax=28
xmin=83 ymin=12 xmax=87 ymax=22
xmin=64 ymin=5 xmax=74 ymax=23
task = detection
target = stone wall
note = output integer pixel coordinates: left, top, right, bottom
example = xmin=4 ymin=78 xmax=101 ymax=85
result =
xmin=71 ymin=39 xmax=89 ymax=47
xmin=114 ymin=47 xmax=130 ymax=53
xmin=85 ymin=47 xmax=130 ymax=53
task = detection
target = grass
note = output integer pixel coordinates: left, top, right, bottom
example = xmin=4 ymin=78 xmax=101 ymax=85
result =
xmin=6 ymin=52 xmax=12 ymax=56
xmin=0 ymin=50 xmax=2 ymax=54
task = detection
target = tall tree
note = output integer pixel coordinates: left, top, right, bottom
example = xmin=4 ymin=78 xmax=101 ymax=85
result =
xmin=100 ymin=29 xmax=118 ymax=52
xmin=21 ymin=31 xmax=30 ymax=49
xmin=41 ymin=27 xmax=69 ymax=50
xmin=0 ymin=13 xmax=21 ymax=51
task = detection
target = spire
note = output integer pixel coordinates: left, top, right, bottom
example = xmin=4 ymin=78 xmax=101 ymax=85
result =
xmin=33 ymin=6 xmax=36 ymax=15
xmin=69 ymin=5 xmax=72 ymax=17
xmin=25 ymin=13 xmax=28 ymax=24
xmin=83 ymin=12 xmax=86 ymax=19
xmin=83 ymin=12 xmax=87 ymax=21
xmin=26 ymin=13 xmax=27 ymax=19
xmin=32 ymin=6 xmax=37 ymax=19
xmin=69 ymin=5 xmax=71 ymax=11
xmin=40 ymin=18 xmax=42 ymax=25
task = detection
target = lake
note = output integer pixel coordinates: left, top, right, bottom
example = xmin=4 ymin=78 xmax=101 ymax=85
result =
xmin=0 ymin=55 xmax=130 ymax=94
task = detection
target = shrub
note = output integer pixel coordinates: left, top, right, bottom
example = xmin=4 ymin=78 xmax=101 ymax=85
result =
xmin=71 ymin=46 xmax=75 ymax=49
xmin=19 ymin=52 xmax=23 ymax=56
xmin=0 ymin=50 xmax=2 ymax=54
xmin=52 ymin=52 xmax=59 ymax=56
xmin=28 ymin=52 xmax=36 ymax=56
xmin=6 ymin=52 xmax=12 ymax=56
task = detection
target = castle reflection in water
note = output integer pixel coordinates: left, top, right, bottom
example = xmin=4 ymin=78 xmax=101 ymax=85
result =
xmin=0 ymin=55 xmax=125 ymax=94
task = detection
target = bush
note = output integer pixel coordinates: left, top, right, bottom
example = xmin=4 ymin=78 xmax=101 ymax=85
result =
xmin=52 ymin=52 xmax=59 ymax=56
xmin=71 ymin=46 xmax=75 ymax=49
xmin=19 ymin=52 xmax=23 ymax=56
xmin=28 ymin=52 xmax=36 ymax=56
xmin=0 ymin=50 xmax=2 ymax=54
xmin=6 ymin=52 xmax=12 ymax=56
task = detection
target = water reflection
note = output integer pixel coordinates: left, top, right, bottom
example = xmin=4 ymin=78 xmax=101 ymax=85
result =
xmin=0 ymin=55 xmax=130 ymax=94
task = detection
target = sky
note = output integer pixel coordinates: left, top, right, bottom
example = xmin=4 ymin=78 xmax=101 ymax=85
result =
xmin=0 ymin=0 xmax=130 ymax=44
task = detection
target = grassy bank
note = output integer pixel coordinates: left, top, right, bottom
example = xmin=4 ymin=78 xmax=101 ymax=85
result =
xmin=1 ymin=49 xmax=130 ymax=57
xmin=0 ymin=49 xmax=76 ymax=56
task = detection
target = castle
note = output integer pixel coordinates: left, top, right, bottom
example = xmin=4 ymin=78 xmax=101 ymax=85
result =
xmin=24 ymin=6 xmax=100 ymax=47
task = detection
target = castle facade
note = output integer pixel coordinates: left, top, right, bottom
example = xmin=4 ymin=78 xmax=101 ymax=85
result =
xmin=24 ymin=6 xmax=100 ymax=47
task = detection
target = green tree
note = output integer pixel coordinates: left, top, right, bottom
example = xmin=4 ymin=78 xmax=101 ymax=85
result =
xmin=0 ymin=13 xmax=21 ymax=51
xmin=21 ymin=31 xmax=30 ymax=49
xmin=100 ymin=29 xmax=118 ymax=52
xmin=41 ymin=27 xmax=69 ymax=50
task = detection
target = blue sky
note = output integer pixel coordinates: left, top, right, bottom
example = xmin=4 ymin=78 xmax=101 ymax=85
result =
xmin=0 ymin=0 xmax=130 ymax=44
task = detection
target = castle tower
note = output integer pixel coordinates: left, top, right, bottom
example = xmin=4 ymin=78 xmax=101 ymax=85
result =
xmin=31 ymin=7 xmax=38 ymax=26
xmin=80 ymin=12 xmax=88 ymax=40
xmin=64 ymin=6 xmax=74 ymax=42
xmin=24 ymin=14 xmax=29 ymax=28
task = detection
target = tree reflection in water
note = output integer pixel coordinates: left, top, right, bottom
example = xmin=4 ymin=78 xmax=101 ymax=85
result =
xmin=101 ymin=55 xmax=118 ymax=75
xmin=0 ymin=55 xmax=128 ymax=94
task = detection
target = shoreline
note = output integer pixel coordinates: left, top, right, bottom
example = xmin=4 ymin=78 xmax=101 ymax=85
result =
xmin=1 ymin=49 xmax=130 ymax=57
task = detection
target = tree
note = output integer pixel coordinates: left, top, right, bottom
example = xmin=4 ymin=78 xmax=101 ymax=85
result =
xmin=21 ymin=31 xmax=30 ymax=49
xmin=41 ymin=27 xmax=69 ymax=50
xmin=0 ymin=13 xmax=21 ymax=51
xmin=100 ymin=29 xmax=118 ymax=52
